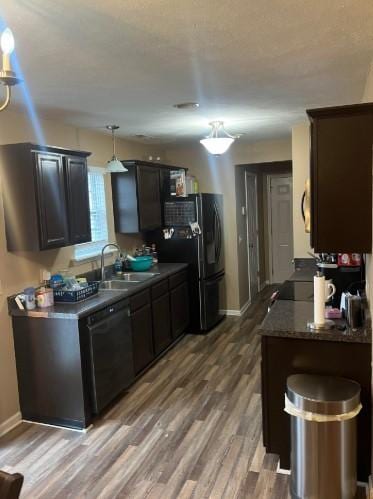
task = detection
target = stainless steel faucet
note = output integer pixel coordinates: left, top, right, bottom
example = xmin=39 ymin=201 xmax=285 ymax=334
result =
xmin=100 ymin=243 xmax=121 ymax=281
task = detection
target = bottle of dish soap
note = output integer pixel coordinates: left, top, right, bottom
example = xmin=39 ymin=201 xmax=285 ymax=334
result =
xmin=114 ymin=255 xmax=123 ymax=275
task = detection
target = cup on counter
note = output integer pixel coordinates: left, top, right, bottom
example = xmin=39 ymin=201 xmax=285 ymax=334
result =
xmin=36 ymin=288 xmax=54 ymax=308
xmin=324 ymin=279 xmax=336 ymax=303
xmin=23 ymin=287 xmax=36 ymax=310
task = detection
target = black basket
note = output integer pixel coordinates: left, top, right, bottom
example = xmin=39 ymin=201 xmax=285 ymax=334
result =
xmin=53 ymin=282 xmax=99 ymax=303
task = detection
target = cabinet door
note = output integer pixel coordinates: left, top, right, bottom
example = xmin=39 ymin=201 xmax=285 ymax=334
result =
xmin=136 ymin=165 xmax=162 ymax=230
xmin=131 ymin=304 xmax=154 ymax=374
xmin=152 ymin=292 xmax=172 ymax=355
xmin=170 ymin=281 xmax=190 ymax=338
xmin=35 ymin=152 xmax=69 ymax=249
xmin=65 ymin=156 xmax=91 ymax=244
xmin=309 ymin=110 xmax=373 ymax=252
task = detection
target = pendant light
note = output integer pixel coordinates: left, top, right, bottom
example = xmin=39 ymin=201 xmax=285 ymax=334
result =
xmin=200 ymin=121 xmax=237 ymax=155
xmin=105 ymin=125 xmax=128 ymax=173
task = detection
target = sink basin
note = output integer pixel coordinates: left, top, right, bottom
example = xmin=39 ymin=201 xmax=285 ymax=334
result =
xmin=115 ymin=272 xmax=160 ymax=282
xmin=99 ymin=280 xmax=133 ymax=291
xmin=99 ymin=272 xmax=160 ymax=291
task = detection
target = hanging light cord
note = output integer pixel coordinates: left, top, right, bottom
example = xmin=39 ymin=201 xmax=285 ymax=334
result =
xmin=112 ymin=128 xmax=116 ymax=158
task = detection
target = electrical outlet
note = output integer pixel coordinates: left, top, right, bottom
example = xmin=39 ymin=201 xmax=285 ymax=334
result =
xmin=40 ymin=268 xmax=51 ymax=283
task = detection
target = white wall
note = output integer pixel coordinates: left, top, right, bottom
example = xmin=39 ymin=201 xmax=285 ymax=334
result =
xmin=291 ymin=122 xmax=312 ymax=258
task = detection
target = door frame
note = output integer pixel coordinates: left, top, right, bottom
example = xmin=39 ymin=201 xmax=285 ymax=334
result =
xmin=244 ymin=171 xmax=260 ymax=302
xmin=266 ymin=173 xmax=293 ymax=284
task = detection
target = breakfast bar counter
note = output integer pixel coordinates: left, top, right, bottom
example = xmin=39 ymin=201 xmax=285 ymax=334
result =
xmin=258 ymin=292 xmax=371 ymax=481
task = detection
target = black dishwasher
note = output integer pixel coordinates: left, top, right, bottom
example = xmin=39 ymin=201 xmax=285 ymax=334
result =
xmin=87 ymin=299 xmax=134 ymax=413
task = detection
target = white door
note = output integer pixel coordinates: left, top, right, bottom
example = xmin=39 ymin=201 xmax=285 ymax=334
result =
xmin=268 ymin=176 xmax=294 ymax=283
xmin=245 ymin=173 xmax=260 ymax=302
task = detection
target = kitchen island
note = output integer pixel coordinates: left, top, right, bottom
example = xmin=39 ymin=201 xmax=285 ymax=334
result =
xmin=259 ymin=279 xmax=372 ymax=482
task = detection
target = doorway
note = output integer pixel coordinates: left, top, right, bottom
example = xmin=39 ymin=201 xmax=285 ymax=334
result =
xmin=245 ymin=172 xmax=260 ymax=302
xmin=267 ymin=175 xmax=294 ymax=283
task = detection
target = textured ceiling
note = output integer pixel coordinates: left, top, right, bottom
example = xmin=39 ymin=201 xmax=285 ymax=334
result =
xmin=2 ymin=0 xmax=373 ymax=143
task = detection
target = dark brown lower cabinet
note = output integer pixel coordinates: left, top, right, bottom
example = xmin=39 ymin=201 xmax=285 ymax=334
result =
xmin=131 ymin=303 xmax=154 ymax=374
xmin=170 ymin=281 xmax=190 ymax=338
xmin=261 ymin=335 xmax=371 ymax=481
xmin=152 ymin=292 xmax=172 ymax=355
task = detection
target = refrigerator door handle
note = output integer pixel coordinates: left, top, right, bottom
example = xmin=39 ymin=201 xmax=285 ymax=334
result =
xmin=214 ymin=201 xmax=222 ymax=264
xmin=204 ymin=272 xmax=225 ymax=285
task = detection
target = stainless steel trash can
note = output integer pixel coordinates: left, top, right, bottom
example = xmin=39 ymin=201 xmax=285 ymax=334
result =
xmin=285 ymin=374 xmax=362 ymax=499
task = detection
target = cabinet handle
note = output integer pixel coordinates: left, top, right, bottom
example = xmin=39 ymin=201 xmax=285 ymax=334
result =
xmin=301 ymin=191 xmax=306 ymax=222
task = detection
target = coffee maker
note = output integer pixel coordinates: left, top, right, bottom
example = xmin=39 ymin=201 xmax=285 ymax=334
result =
xmin=317 ymin=254 xmax=365 ymax=308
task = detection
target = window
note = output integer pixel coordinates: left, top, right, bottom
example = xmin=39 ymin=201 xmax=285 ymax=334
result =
xmin=74 ymin=168 xmax=109 ymax=261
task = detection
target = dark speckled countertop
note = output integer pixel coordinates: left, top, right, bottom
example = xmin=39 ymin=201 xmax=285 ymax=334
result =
xmin=259 ymin=300 xmax=371 ymax=343
xmin=287 ymin=268 xmax=314 ymax=282
xmin=259 ymin=267 xmax=371 ymax=344
xmin=9 ymin=263 xmax=188 ymax=320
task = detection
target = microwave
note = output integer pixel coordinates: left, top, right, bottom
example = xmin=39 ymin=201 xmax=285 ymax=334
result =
xmin=301 ymin=178 xmax=311 ymax=233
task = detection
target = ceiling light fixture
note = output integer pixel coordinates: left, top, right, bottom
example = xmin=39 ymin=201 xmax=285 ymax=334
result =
xmin=0 ymin=27 xmax=21 ymax=112
xmin=200 ymin=121 xmax=237 ymax=155
xmin=173 ymin=102 xmax=200 ymax=109
xmin=105 ymin=125 xmax=128 ymax=173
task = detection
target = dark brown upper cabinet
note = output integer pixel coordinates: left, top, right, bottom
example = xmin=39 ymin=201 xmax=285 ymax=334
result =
xmin=0 ymin=143 xmax=91 ymax=251
xmin=65 ymin=155 xmax=91 ymax=245
xmin=307 ymin=103 xmax=373 ymax=253
xmin=111 ymin=160 xmax=186 ymax=233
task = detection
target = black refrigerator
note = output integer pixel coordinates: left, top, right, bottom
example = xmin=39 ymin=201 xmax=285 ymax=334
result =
xmin=148 ymin=193 xmax=225 ymax=332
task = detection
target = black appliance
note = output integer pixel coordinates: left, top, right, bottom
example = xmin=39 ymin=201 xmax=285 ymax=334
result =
xmin=317 ymin=264 xmax=364 ymax=308
xmin=149 ymin=193 xmax=225 ymax=332
xmin=87 ymin=300 xmax=135 ymax=413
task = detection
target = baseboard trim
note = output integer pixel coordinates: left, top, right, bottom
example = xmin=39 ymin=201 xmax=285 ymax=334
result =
xmin=223 ymin=297 xmax=251 ymax=317
xmin=260 ymin=280 xmax=270 ymax=291
xmin=224 ymin=309 xmax=241 ymax=317
xmin=0 ymin=412 xmax=22 ymax=437
xmin=276 ymin=463 xmax=290 ymax=475
xmin=239 ymin=298 xmax=251 ymax=316
xmin=22 ymin=419 xmax=91 ymax=433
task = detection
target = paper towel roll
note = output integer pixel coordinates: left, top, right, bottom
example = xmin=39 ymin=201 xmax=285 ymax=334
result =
xmin=314 ymin=274 xmax=325 ymax=326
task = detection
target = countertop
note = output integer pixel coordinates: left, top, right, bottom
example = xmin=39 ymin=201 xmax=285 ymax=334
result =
xmin=259 ymin=299 xmax=371 ymax=344
xmin=9 ymin=263 xmax=188 ymax=320
xmin=288 ymin=268 xmax=314 ymax=282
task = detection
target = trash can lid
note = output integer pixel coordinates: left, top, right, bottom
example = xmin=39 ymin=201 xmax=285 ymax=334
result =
xmin=287 ymin=374 xmax=361 ymax=415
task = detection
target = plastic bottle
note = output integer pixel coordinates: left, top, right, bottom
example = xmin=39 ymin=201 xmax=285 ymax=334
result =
xmin=114 ymin=256 xmax=123 ymax=274
xmin=151 ymin=243 xmax=158 ymax=264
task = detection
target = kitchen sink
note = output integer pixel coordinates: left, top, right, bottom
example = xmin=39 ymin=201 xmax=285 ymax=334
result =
xmin=115 ymin=272 xmax=160 ymax=282
xmin=99 ymin=280 xmax=134 ymax=291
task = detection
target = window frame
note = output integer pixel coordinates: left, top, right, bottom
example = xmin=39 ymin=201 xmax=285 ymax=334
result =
xmin=73 ymin=166 xmax=110 ymax=262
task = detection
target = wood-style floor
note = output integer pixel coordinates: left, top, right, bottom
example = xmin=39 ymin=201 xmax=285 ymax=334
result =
xmin=0 ymin=288 xmax=367 ymax=498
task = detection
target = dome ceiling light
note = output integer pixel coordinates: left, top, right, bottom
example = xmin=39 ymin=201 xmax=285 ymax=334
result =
xmin=200 ymin=121 xmax=237 ymax=156
xmin=173 ymin=102 xmax=200 ymax=109
xmin=105 ymin=125 xmax=128 ymax=174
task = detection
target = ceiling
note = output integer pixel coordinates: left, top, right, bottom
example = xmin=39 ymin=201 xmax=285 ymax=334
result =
xmin=2 ymin=0 xmax=373 ymax=143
